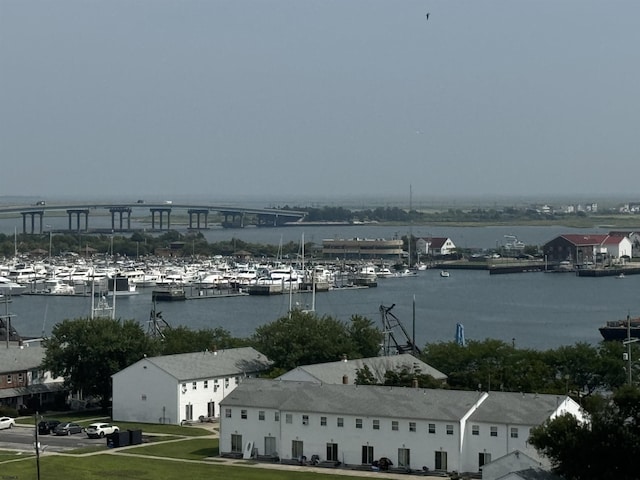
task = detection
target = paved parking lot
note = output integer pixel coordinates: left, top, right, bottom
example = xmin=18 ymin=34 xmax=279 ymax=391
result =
xmin=0 ymin=425 xmax=107 ymax=453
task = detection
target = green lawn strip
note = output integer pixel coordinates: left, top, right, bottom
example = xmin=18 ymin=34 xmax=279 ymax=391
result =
xmin=0 ymin=450 xmax=33 ymax=462
xmin=0 ymin=454 xmax=373 ymax=480
xmin=120 ymin=437 xmax=218 ymax=460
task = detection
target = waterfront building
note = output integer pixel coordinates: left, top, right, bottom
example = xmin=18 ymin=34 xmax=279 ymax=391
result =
xmin=321 ymin=238 xmax=403 ymax=260
xmin=415 ymin=237 xmax=457 ymax=256
xmin=543 ymin=234 xmax=632 ymax=264
xmin=219 ymin=378 xmax=584 ymax=474
xmin=111 ymin=347 xmax=272 ymax=425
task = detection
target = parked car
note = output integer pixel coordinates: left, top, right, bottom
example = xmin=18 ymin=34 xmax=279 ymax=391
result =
xmin=85 ymin=422 xmax=119 ymax=438
xmin=54 ymin=422 xmax=83 ymax=436
xmin=0 ymin=416 xmax=16 ymax=430
xmin=37 ymin=419 xmax=61 ymax=435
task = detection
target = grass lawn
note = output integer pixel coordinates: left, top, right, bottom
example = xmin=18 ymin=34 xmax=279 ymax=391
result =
xmin=0 ymin=454 xmax=379 ymax=480
xmin=122 ymin=437 xmax=219 ymax=460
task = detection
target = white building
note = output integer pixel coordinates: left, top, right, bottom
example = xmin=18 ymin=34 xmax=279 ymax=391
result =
xmin=219 ymin=379 xmax=583 ymax=475
xmin=415 ymin=237 xmax=456 ymax=256
xmin=112 ymin=347 xmax=272 ymax=425
xmin=277 ymin=354 xmax=447 ymax=384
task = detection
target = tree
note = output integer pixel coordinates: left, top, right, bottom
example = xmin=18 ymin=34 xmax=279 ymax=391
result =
xmin=529 ymin=385 xmax=640 ymax=480
xmin=160 ymin=326 xmax=246 ymax=355
xmin=43 ymin=317 xmax=158 ymax=408
xmin=251 ymin=310 xmax=381 ymax=371
xmin=346 ymin=314 xmax=384 ymax=359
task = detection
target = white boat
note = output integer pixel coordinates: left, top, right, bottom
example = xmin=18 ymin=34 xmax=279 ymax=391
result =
xmin=376 ymin=267 xmax=395 ymax=278
xmin=440 ymin=270 xmax=450 ymax=278
xmin=0 ymin=276 xmax=27 ymax=296
xmin=43 ymin=278 xmax=75 ymax=295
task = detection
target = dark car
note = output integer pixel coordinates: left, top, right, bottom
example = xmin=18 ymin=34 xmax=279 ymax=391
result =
xmin=38 ymin=419 xmax=61 ymax=435
xmin=54 ymin=422 xmax=83 ymax=436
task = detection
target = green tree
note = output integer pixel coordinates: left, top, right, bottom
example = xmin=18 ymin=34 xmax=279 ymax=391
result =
xmin=346 ymin=314 xmax=384 ymax=358
xmin=530 ymin=385 xmax=640 ymax=480
xmin=43 ymin=317 xmax=159 ymax=408
xmin=160 ymin=326 xmax=246 ymax=355
xmin=251 ymin=310 xmax=380 ymax=371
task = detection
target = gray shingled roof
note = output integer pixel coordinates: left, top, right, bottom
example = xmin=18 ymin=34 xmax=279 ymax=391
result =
xmin=221 ymin=378 xmax=482 ymax=421
xmin=467 ymin=391 xmax=562 ymax=425
xmin=144 ymin=347 xmax=272 ymax=381
xmin=500 ymin=467 xmax=564 ymax=480
xmin=0 ymin=345 xmax=45 ymax=374
xmin=278 ymin=354 xmax=447 ymax=384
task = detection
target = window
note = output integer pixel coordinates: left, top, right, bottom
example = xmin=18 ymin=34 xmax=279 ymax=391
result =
xmin=181 ymin=382 xmax=186 ymax=391
xmin=392 ymin=421 xmax=399 ymax=431
xmin=373 ymin=419 xmax=380 ymax=430
xmin=285 ymin=413 xmax=293 ymax=424
xmin=409 ymin=422 xmax=416 ymax=432
xmin=320 ymin=416 xmax=327 ymax=426
xmin=326 ymin=443 xmax=338 ymax=461
xmin=428 ymin=423 xmax=436 ymax=434
xmin=258 ymin=411 xmax=265 ymax=421
xmin=510 ymin=427 xmax=518 ymax=438
xmin=472 ymin=425 xmax=479 ymax=436
xmin=204 ymin=380 xmax=208 ymax=389
xmin=446 ymin=424 xmax=454 ymax=435
xmin=17 ymin=373 xmax=23 ymax=382
xmin=234 ymin=376 xmax=239 ymax=385
xmin=490 ymin=426 xmax=498 ymax=437
xmin=241 ymin=409 xmax=247 ymax=419
xmin=356 ymin=418 xmax=363 ymax=429
xmin=274 ymin=412 xmax=280 ymax=422
xmin=302 ymin=415 xmax=309 ymax=425
xmin=337 ymin=417 xmax=344 ymax=427
xmin=141 ymin=394 xmax=147 ymax=401
xmin=192 ymin=381 xmax=197 ymax=390
xmin=224 ymin=408 xmax=232 ymax=418
xmin=362 ymin=445 xmax=374 ymax=464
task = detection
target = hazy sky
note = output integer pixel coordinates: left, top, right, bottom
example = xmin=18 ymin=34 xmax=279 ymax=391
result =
xmin=2 ymin=1 xmax=639 ymax=203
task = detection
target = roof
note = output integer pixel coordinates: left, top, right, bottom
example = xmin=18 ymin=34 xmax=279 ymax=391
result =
xmin=0 ymin=345 xmax=46 ymax=374
xmin=0 ymin=381 xmax=66 ymax=399
xmin=135 ymin=347 xmax=272 ymax=382
xmin=222 ymin=378 xmax=483 ymax=421
xmin=467 ymin=391 xmax=563 ymax=425
xmin=423 ymin=237 xmax=451 ymax=249
xmin=559 ymin=234 xmax=608 ymax=246
xmin=277 ymin=354 xmax=447 ymax=384
xmin=497 ymin=467 xmax=564 ymax=480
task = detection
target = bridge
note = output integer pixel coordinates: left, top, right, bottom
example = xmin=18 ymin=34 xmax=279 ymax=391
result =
xmin=0 ymin=203 xmax=307 ymax=234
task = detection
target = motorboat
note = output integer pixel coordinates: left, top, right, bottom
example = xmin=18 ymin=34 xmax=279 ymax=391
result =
xmin=43 ymin=278 xmax=75 ymax=295
xmin=0 ymin=276 xmax=27 ymax=296
xmin=440 ymin=270 xmax=450 ymax=278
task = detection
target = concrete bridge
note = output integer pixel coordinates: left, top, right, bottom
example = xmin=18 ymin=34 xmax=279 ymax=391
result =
xmin=0 ymin=202 xmax=306 ymax=234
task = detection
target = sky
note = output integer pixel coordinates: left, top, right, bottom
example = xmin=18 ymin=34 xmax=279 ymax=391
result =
xmin=1 ymin=1 xmax=639 ymax=205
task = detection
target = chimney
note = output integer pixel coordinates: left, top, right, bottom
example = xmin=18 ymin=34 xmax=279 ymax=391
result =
xmin=342 ymin=374 xmax=349 ymax=384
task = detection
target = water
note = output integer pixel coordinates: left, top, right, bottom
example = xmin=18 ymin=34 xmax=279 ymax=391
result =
xmin=0 ymin=214 xmax=622 ymax=350
xmin=5 ymin=269 xmax=636 ymax=350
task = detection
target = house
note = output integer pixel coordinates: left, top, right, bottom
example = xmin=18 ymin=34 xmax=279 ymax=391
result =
xmin=415 ymin=237 xmax=456 ymax=256
xmin=276 ymin=354 xmax=447 ymax=384
xmin=542 ymin=234 xmax=632 ymax=264
xmin=111 ymin=347 xmax=272 ymax=425
xmin=0 ymin=343 xmax=66 ymax=412
xmin=219 ymin=379 xmax=584 ymax=474
xmin=482 ymin=450 xmax=556 ymax=480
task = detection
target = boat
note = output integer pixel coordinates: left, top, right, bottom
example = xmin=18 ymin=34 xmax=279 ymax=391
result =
xmin=43 ymin=278 xmax=76 ymax=295
xmin=599 ymin=316 xmax=640 ymax=341
xmin=616 ymin=273 xmax=626 ymax=279
xmin=0 ymin=276 xmax=27 ymax=296
xmin=440 ymin=270 xmax=450 ymax=278
xmin=107 ymin=275 xmax=139 ymax=296
xmin=152 ymin=286 xmax=186 ymax=301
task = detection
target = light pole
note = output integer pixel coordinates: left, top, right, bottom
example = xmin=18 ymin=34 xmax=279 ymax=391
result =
xmin=623 ymin=314 xmax=639 ymax=385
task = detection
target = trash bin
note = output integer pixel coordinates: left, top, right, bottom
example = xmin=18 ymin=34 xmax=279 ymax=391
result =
xmin=107 ymin=431 xmax=130 ymax=448
xmin=128 ymin=429 xmax=143 ymax=445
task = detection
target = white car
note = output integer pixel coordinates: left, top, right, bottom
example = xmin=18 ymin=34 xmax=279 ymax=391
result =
xmin=0 ymin=416 xmax=16 ymax=430
xmin=85 ymin=422 xmax=119 ymax=438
